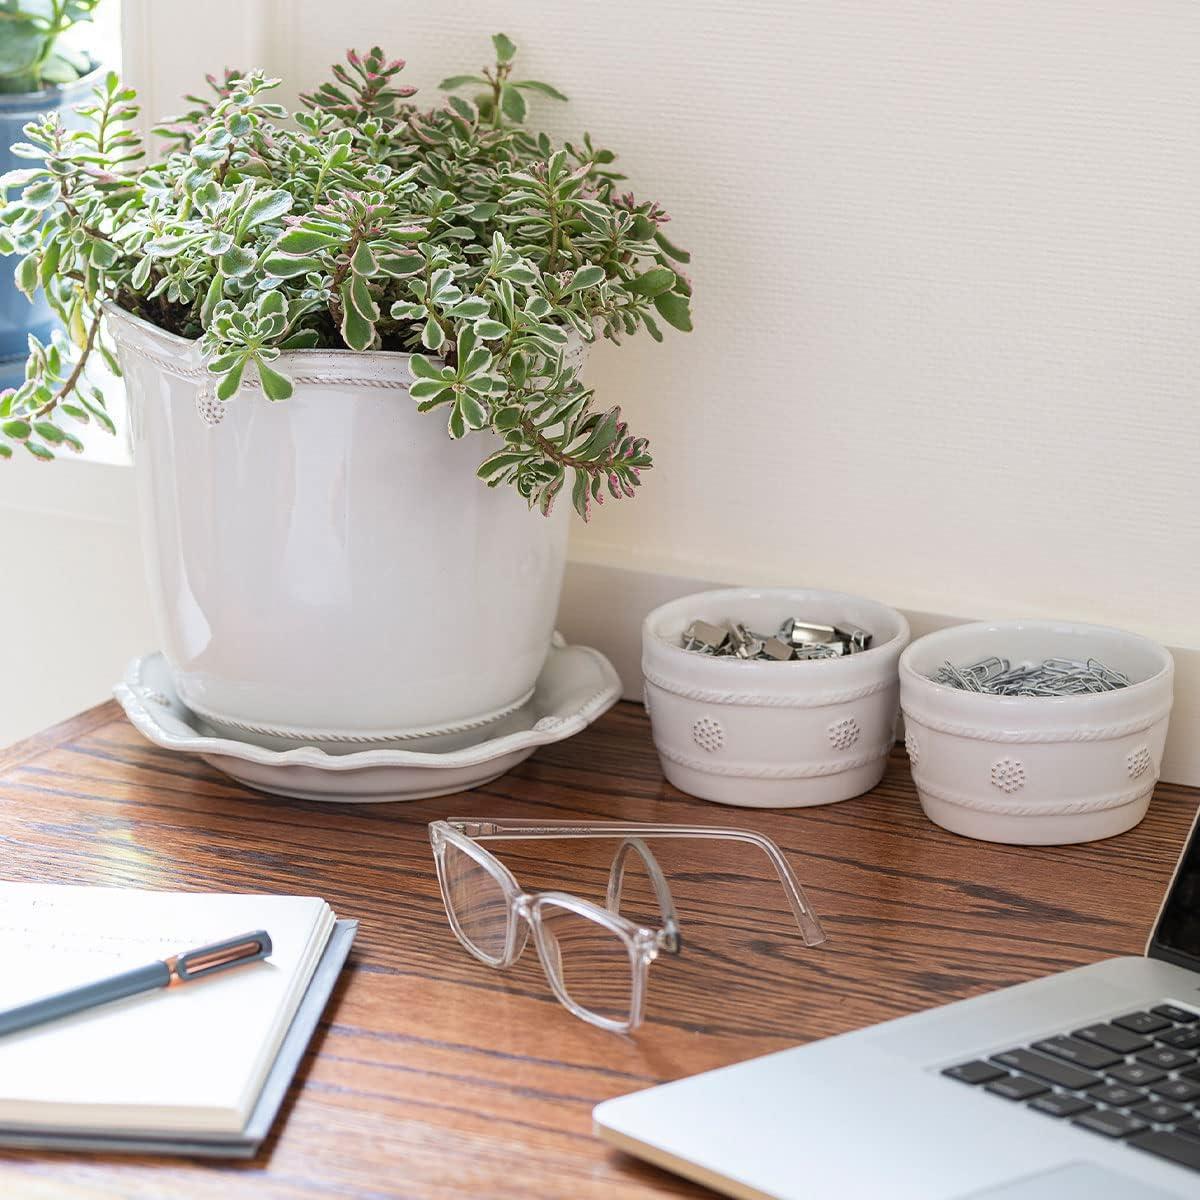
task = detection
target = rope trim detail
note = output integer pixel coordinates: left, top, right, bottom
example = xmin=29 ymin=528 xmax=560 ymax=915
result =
xmin=642 ymin=668 xmax=895 ymax=708
xmin=901 ymin=705 xmax=1171 ymax=744
xmin=179 ymin=685 xmax=536 ymax=744
xmin=118 ymin=339 xmax=416 ymax=391
xmin=915 ymin=776 xmax=1154 ymax=816
xmin=654 ymin=741 xmax=892 ymax=778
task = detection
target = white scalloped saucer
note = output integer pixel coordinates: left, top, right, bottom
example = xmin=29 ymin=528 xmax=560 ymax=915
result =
xmin=114 ymin=636 xmax=621 ymax=802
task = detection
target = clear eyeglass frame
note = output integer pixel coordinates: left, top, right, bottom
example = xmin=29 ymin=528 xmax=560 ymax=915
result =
xmin=428 ymin=818 xmax=828 ymax=1034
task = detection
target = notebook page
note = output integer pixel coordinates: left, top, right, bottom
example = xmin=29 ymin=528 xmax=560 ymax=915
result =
xmin=0 ymin=884 xmax=333 ymax=1134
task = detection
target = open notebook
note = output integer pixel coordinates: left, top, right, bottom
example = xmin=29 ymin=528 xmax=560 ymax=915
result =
xmin=0 ymin=883 xmax=354 ymax=1155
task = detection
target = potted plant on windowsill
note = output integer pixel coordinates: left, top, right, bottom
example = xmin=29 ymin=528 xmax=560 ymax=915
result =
xmin=0 ymin=0 xmax=104 ymax=388
xmin=0 ymin=34 xmax=692 ymax=751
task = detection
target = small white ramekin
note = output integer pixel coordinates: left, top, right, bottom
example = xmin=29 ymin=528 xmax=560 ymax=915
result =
xmin=899 ymin=620 xmax=1174 ymax=845
xmin=642 ymin=588 xmax=910 ymax=807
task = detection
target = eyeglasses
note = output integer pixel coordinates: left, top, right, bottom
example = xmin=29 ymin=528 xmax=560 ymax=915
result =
xmin=428 ymin=818 xmax=827 ymax=1033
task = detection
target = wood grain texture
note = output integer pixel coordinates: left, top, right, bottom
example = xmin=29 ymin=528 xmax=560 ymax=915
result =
xmin=0 ymin=699 xmax=1196 ymax=1199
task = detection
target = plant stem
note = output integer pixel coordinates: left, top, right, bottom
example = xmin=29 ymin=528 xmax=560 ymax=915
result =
xmin=519 ymin=416 xmax=610 ymax=475
xmin=34 ymin=308 xmax=102 ymax=418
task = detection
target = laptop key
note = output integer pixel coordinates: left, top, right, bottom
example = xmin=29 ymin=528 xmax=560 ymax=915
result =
xmin=1152 ymin=1004 xmax=1200 ymax=1024
xmin=1175 ymin=1119 xmax=1200 ymax=1141
xmin=1113 ymin=1011 xmax=1174 ymax=1035
xmin=1130 ymin=1100 xmax=1188 ymax=1124
xmin=1073 ymin=1023 xmax=1151 ymax=1054
xmin=1089 ymin=1083 xmax=1147 ymax=1106
xmin=1180 ymin=1064 xmax=1200 ymax=1083
xmin=942 ymin=1060 xmax=1007 ymax=1085
xmin=1108 ymin=1062 xmax=1167 ymax=1086
xmin=1158 ymin=1027 xmax=1200 ymax=1050
xmin=1137 ymin=1046 xmax=1196 ymax=1071
xmin=1073 ymin=1110 xmax=1148 ymax=1138
xmin=985 ymin=1075 xmax=1048 ymax=1101
xmin=1028 ymin=1094 xmax=1093 ymax=1118
xmin=1150 ymin=1078 xmax=1200 ymax=1103
xmin=1034 ymin=1036 xmax=1122 ymax=1070
xmin=1129 ymin=1130 xmax=1200 ymax=1172
xmin=990 ymin=1048 xmax=1100 ymax=1091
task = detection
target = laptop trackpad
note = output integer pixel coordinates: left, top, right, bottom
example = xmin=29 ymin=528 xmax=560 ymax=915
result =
xmin=960 ymin=1163 xmax=1182 ymax=1200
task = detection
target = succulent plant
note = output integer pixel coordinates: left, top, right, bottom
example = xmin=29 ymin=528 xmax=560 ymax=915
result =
xmin=0 ymin=34 xmax=692 ymax=518
xmin=0 ymin=0 xmax=101 ymax=94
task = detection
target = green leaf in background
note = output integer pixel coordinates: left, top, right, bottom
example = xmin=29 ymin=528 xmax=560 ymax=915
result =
xmin=350 ymin=240 xmax=376 ymax=276
xmin=499 ymin=84 xmax=526 ymax=123
xmin=408 ymin=354 xmax=443 ymax=381
xmin=263 ymin=253 xmax=320 ymax=278
xmin=278 ymin=228 xmax=337 ymax=254
xmin=421 ymin=316 xmax=445 ymax=351
xmin=349 ymin=271 xmax=379 ymax=322
xmin=219 ymin=244 xmax=256 ymax=277
xmin=15 ymin=252 xmax=38 ymax=298
xmin=33 ymin=420 xmax=66 ymax=443
xmin=340 ymin=281 xmax=374 ymax=351
xmin=438 ymin=74 xmax=486 ymax=90
xmin=491 ymin=33 xmax=517 ymax=64
xmin=256 ymin=359 xmax=293 ymax=401
xmin=241 ymin=188 xmax=293 ymax=232
xmin=629 ymin=266 xmax=676 ymax=297
xmin=214 ymin=358 xmax=246 ymax=401
xmin=652 ymin=290 xmax=693 ymax=332
xmin=0 ymin=16 xmax=43 ymax=84
xmin=512 ymin=80 xmax=568 ymax=102
xmin=568 ymin=265 xmax=605 ymax=291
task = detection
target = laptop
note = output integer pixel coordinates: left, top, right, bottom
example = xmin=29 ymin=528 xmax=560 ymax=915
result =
xmin=594 ymin=802 xmax=1200 ymax=1200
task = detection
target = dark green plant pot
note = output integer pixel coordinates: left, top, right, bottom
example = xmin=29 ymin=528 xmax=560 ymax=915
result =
xmin=0 ymin=66 xmax=103 ymax=390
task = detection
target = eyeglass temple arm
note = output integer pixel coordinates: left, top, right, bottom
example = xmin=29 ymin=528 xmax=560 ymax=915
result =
xmin=606 ymin=838 xmax=681 ymax=954
xmin=445 ymin=820 xmax=827 ymax=947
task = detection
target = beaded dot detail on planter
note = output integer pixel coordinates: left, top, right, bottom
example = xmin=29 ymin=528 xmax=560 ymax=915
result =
xmin=692 ymin=717 xmax=725 ymax=753
xmin=904 ymin=730 xmax=919 ymax=767
xmin=827 ymin=717 xmax=860 ymax=751
xmin=1126 ymin=746 xmax=1152 ymax=779
xmin=195 ymin=387 xmax=226 ymax=427
xmin=990 ymin=758 xmax=1026 ymax=794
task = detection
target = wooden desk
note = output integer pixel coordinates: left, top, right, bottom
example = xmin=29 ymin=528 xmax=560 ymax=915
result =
xmin=0 ymin=700 xmax=1196 ymax=1199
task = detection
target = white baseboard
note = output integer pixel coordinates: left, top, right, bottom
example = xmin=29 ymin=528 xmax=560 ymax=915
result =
xmin=557 ymin=560 xmax=1200 ymax=789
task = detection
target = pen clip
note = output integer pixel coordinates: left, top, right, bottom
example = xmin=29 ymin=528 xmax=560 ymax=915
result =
xmin=171 ymin=931 xmax=273 ymax=982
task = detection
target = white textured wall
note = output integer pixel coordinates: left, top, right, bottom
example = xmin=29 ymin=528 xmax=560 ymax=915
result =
xmin=4 ymin=0 xmax=1200 ymax=753
xmin=245 ymin=0 xmax=1200 ymax=646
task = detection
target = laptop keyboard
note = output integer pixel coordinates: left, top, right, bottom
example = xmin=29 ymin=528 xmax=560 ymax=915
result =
xmin=944 ymin=1003 xmax=1200 ymax=1174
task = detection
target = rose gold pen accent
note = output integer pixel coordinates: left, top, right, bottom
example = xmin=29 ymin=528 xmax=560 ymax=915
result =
xmin=182 ymin=939 xmax=265 ymax=975
xmin=173 ymin=931 xmax=273 ymax=982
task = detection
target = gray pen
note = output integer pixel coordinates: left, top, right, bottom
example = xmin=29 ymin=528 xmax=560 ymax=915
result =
xmin=0 ymin=931 xmax=273 ymax=1038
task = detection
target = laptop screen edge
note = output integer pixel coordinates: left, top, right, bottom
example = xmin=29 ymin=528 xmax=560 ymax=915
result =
xmin=1146 ymin=796 xmax=1200 ymax=973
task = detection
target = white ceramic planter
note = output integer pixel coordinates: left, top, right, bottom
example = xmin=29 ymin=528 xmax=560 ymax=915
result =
xmin=899 ymin=620 xmax=1174 ymax=845
xmin=109 ymin=304 xmax=570 ymax=752
xmin=642 ymin=588 xmax=910 ymax=807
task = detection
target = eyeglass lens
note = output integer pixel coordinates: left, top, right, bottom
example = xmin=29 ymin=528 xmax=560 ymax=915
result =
xmin=536 ymin=901 xmax=636 ymax=1026
xmin=439 ymin=841 xmax=511 ymax=961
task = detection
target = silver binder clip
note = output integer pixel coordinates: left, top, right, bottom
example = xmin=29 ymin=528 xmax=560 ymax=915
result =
xmin=758 ymin=637 xmax=793 ymax=662
xmin=682 ymin=620 xmax=729 ymax=655
xmin=730 ymin=623 xmax=765 ymax=659
xmin=781 ymin=618 xmax=837 ymax=647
